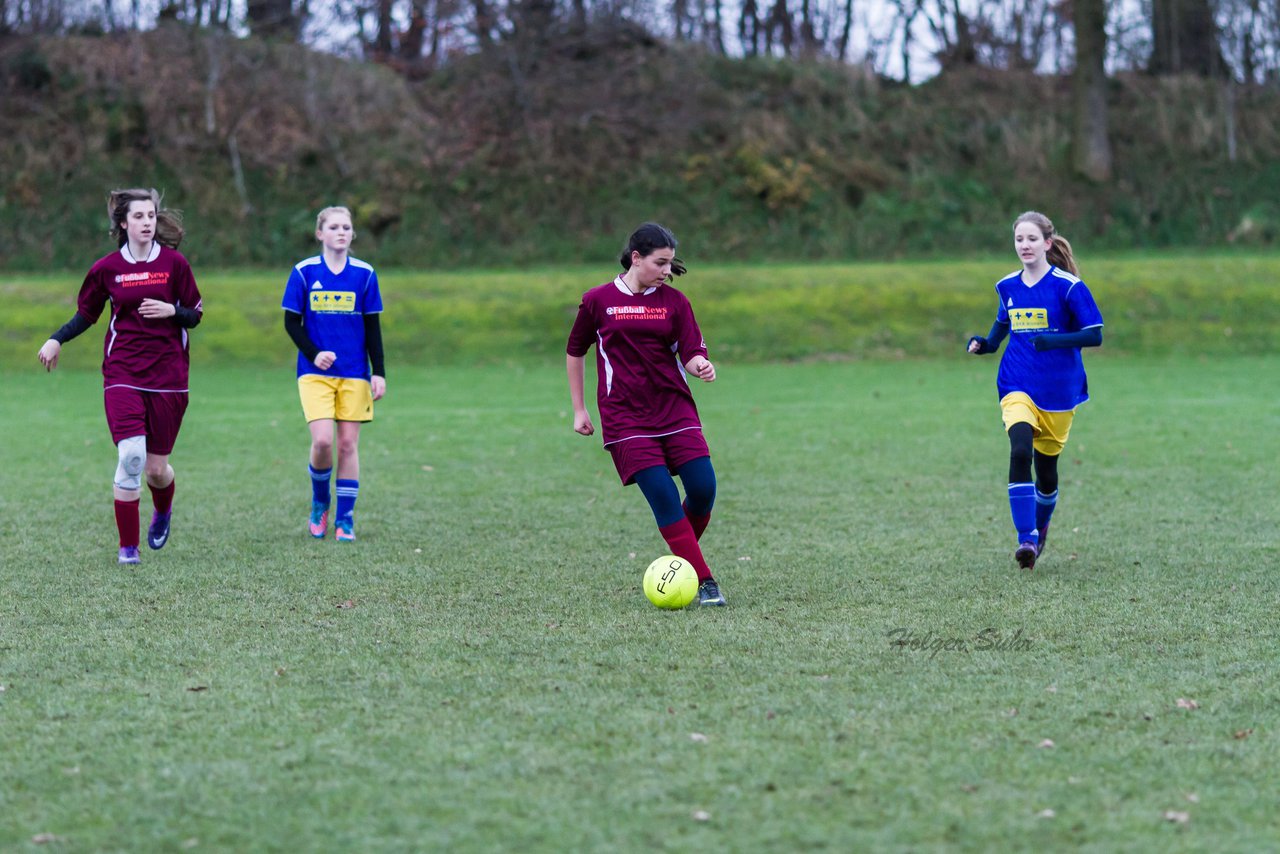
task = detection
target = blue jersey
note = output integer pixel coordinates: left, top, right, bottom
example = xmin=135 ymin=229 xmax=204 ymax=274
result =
xmin=993 ymin=266 xmax=1103 ymax=411
xmin=282 ymin=255 xmax=383 ymax=380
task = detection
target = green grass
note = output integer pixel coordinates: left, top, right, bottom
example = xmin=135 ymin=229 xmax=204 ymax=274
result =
xmin=2 ymin=354 xmax=1277 ymax=851
xmin=4 ymin=252 xmax=1279 ymax=374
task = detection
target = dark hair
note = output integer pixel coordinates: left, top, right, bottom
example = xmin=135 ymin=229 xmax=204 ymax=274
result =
xmin=1014 ymin=210 xmax=1078 ymax=276
xmin=108 ymin=187 xmax=185 ymax=249
xmin=619 ymin=222 xmax=678 ymax=269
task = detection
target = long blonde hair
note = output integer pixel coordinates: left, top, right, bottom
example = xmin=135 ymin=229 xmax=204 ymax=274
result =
xmin=108 ymin=188 xmax=185 ymax=249
xmin=1014 ymin=210 xmax=1077 ymax=276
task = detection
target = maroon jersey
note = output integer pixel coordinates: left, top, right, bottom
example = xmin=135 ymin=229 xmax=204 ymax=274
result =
xmin=566 ymin=277 xmax=709 ymax=447
xmin=76 ymin=244 xmax=202 ymax=392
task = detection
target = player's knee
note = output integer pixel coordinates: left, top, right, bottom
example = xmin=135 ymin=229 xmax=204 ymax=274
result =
xmin=679 ymin=458 xmax=716 ymax=514
xmin=1034 ymin=453 xmax=1060 ymax=494
xmin=311 ymin=433 xmax=334 ymax=455
xmin=337 ymin=434 xmax=359 ymax=457
xmin=685 ymin=478 xmax=716 ymax=515
xmin=144 ymin=458 xmax=169 ymax=480
xmin=114 ymin=435 xmax=146 ymax=491
xmin=1009 ymin=443 xmax=1033 ymax=468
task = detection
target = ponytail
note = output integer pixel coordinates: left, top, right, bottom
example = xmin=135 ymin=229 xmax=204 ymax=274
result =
xmin=155 ymin=210 xmax=185 ymax=249
xmin=1047 ymin=235 xmax=1078 ymax=277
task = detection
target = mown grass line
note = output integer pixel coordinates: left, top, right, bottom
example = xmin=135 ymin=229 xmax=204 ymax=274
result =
xmin=4 ymin=253 xmax=1278 ymax=374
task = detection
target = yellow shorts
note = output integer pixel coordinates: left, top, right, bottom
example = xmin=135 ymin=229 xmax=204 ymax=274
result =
xmin=1000 ymin=392 xmax=1074 ymax=455
xmin=299 ymin=375 xmax=373 ymax=423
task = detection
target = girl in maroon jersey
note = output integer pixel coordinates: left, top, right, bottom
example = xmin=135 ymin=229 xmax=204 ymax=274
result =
xmin=38 ymin=188 xmax=203 ymax=565
xmin=566 ymin=223 xmax=726 ymax=606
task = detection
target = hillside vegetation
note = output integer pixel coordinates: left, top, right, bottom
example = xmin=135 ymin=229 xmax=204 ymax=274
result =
xmin=2 ymin=26 xmax=1279 ymax=270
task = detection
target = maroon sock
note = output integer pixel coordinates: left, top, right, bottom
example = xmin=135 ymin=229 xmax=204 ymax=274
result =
xmin=682 ymin=501 xmax=712 ymax=540
xmin=114 ymin=499 xmax=140 ymax=548
xmin=658 ymin=517 xmax=713 ymax=582
xmin=151 ymin=479 xmax=175 ymax=515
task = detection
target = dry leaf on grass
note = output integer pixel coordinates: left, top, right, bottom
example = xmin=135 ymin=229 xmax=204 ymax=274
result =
xmin=336 ymin=599 xmax=357 ymax=609
xmin=692 ymin=810 xmax=711 ymax=822
xmin=1163 ymin=810 xmax=1190 ymax=824
xmin=1175 ymin=698 xmax=1199 ymax=710
xmin=1037 ymin=809 xmax=1056 ymax=819
xmin=689 ymin=732 xmax=709 ymax=743
xmin=1233 ymin=728 xmax=1253 ymax=740
xmin=1038 ymin=739 xmax=1055 ymax=748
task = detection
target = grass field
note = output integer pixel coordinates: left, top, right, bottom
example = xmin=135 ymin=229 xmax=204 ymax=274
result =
xmin=2 ymin=352 xmax=1277 ymax=850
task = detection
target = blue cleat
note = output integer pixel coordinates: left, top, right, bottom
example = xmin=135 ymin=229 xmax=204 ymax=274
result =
xmin=147 ymin=510 xmax=171 ymax=550
xmin=118 ymin=546 xmax=141 ymax=565
xmin=696 ymin=578 xmax=727 ymax=606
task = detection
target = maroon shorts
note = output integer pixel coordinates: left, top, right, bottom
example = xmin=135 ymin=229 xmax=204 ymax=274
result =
xmin=608 ymin=429 xmax=710 ymax=486
xmin=103 ymin=387 xmax=189 ymax=455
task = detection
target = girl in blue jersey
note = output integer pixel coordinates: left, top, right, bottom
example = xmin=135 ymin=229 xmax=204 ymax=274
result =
xmin=282 ymin=206 xmax=386 ymax=542
xmin=967 ymin=211 xmax=1104 ymax=570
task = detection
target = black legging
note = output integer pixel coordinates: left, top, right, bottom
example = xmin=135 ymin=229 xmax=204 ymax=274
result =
xmin=1007 ymin=422 xmax=1059 ymax=492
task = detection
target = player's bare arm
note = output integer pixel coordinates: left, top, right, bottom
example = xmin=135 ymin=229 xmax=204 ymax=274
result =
xmin=566 ymin=353 xmax=594 ymax=435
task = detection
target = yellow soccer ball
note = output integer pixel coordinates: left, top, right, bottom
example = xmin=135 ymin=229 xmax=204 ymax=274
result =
xmin=643 ymin=555 xmax=698 ymax=609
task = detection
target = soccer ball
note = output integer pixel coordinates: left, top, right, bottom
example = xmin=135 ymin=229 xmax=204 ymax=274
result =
xmin=643 ymin=555 xmax=698 ymax=609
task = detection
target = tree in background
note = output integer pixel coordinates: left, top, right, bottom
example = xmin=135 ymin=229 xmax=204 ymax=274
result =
xmin=1150 ymin=0 xmax=1223 ymax=75
xmin=247 ymin=0 xmax=304 ymax=38
xmin=6 ymin=0 xmax=1280 ymax=87
xmin=1072 ymin=0 xmax=1112 ymax=181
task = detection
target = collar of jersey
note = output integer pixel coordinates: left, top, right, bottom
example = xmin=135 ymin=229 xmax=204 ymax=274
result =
xmin=614 ymin=276 xmax=656 ymax=296
xmin=120 ymin=243 xmax=161 ymax=264
xmin=1021 ymin=265 xmax=1055 ymax=288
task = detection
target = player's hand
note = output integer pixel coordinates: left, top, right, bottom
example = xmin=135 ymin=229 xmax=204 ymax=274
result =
xmin=138 ymin=298 xmax=177 ymax=319
xmin=573 ymin=410 xmax=594 ymax=436
xmin=371 ymin=375 xmax=386 ymax=400
xmin=686 ymin=355 xmax=716 ymax=382
xmin=967 ymin=337 xmax=986 ymax=354
xmin=314 ymin=351 xmax=337 ymax=370
xmin=38 ymin=339 xmax=61 ymax=371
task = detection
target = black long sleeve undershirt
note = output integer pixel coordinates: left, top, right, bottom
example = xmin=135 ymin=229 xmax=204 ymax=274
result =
xmin=1031 ymin=327 xmax=1103 ymax=351
xmin=173 ymin=305 xmax=202 ymax=328
xmin=50 ymin=313 xmax=92 ymax=344
xmin=52 ymin=304 xmax=198 ymax=344
xmin=968 ymin=320 xmax=1011 ymax=354
xmin=284 ymin=310 xmax=321 ymax=363
xmin=284 ymin=311 xmax=385 ymax=378
xmin=364 ymin=314 xmax=385 ymax=378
